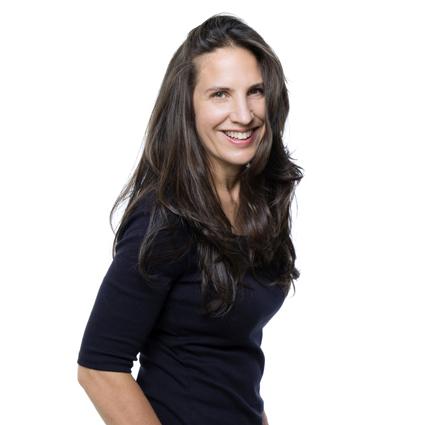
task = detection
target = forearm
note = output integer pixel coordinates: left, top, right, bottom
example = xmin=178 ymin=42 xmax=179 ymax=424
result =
xmin=262 ymin=409 xmax=269 ymax=425
xmin=78 ymin=366 xmax=162 ymax=425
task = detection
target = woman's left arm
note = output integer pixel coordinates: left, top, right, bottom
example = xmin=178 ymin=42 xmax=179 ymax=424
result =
xmin=262 ymin=410 xmax=269 ymax=425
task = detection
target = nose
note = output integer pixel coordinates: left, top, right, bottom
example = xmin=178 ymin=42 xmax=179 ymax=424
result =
xmin=230 ymin=95 xmax=254 ymax=125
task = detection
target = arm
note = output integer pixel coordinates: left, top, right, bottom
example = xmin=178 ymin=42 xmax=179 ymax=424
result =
xmin=262 ymin=409 xmax=269 ymax=425
xmin=77 ymin=198 xmax=188 ymax=424
xmin=78 ymin=366 xmax=162 ymax=425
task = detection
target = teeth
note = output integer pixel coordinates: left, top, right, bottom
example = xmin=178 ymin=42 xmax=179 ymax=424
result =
xmin=224 ymin=129 xmax=253 ymax=140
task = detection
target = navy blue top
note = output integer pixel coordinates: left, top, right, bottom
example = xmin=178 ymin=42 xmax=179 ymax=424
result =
xmin=77 ymin=194 xmax=286 ymax=425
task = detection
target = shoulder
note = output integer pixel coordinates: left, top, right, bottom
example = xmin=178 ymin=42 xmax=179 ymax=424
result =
xmin=114 ymin=192 xmax=194 ymax=279
xmin=115 ymin=193 xmax=153 ymax=243
xmin=120 ymin=191 xmax=193 ymax=248
xmin=131 ymin=191 xmax=157 ymax=217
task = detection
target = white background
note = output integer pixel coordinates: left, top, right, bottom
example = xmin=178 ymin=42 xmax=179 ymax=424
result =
xmin=1 ymin=1 xmax=424 ymax=424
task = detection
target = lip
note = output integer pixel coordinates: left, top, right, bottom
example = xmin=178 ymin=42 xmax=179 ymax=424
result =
xmin=221 ymin=127 xmax=259 ymax=147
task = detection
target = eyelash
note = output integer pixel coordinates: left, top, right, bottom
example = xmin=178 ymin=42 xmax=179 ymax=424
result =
xmin=212 ymin=87 xmax=264 ymax=98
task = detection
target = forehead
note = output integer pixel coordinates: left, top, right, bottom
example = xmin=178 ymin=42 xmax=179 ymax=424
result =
xmin=193 ymin=47 xmax=262 ymax=86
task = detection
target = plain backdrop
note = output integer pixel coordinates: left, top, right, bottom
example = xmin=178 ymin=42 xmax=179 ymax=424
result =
xmin=1 ymin=1 xmax=424 ymax=424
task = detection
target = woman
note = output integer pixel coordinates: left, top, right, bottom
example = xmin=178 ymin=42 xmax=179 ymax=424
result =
xmin=77 ymin=13 xmax=303 ymax=425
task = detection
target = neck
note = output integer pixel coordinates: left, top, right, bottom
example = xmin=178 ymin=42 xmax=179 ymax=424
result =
xmin=210 ymin=162 xmax=242 ymax=202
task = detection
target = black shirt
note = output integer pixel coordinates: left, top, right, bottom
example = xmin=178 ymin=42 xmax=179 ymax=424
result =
xmin=77 ymin=194 xmax=286 ymax=425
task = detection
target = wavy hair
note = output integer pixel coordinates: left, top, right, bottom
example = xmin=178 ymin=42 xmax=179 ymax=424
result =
xmin=109 ymin=13 xmax=304 ymax=318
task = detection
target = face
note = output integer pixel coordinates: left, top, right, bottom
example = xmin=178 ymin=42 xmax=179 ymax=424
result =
xmin=192 ymin=46 xmax=266 ymax=182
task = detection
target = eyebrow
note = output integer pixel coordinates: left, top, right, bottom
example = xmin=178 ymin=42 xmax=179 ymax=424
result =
xmin=205 ymin=82 xmax=264 ymax=94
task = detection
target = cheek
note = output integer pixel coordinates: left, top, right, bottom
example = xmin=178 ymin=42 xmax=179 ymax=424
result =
xmin=254 ymin=100 xmax=266 ymax=117
xmin=194 ymin=111 xmax=207 ymax=135
xmin=197 ymin=109 xmax=225 ymax=133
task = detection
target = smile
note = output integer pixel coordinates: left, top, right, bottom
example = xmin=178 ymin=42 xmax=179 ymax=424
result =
xmin=223 ymin=129 xmax=255 ymax=140
xmin=221 ymin=127 xmax=259 ymax=146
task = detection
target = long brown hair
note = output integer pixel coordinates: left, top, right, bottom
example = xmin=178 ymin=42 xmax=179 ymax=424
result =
xmin=109 ymin=13 xmax=304 ymax=318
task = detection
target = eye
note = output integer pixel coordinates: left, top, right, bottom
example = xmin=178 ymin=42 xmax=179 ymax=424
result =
xmin=250 ymin=87 xmax=264 ymax=95
xmin=212 ymin=90 xmax=227 ymax=98
xmin=211 ymin=87 xmax=264 ymax=98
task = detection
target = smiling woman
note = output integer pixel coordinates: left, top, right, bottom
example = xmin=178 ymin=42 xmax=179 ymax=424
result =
xmin=77 ymin=12 xmax=303 ymax=425
xmin=193 ymin=46 xmax=266 ymax=175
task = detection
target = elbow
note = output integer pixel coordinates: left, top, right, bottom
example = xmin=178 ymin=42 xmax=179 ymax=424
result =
xmin=77 ymin=364 xmax=107 ymax=386
xmin=77 ymin=364 xmax=94 ymax=386
xmin=77 ymin=364 xmax=133 ymax=386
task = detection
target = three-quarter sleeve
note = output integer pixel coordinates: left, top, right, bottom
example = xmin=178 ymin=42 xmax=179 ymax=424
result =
xmin=77 ymin=198 xmax=188 ymax=373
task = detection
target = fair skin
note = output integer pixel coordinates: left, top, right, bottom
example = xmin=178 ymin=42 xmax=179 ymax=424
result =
xmin=192 ymin=45 xmax=266 ymax=231
xmin=77 ymin=366 xmax=162 ymax=425
xmin=77 ymin=46 xmax=270 ymax=424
